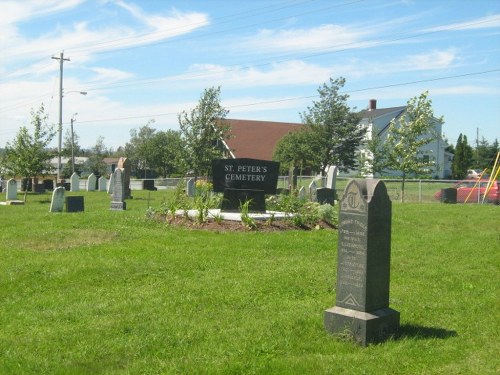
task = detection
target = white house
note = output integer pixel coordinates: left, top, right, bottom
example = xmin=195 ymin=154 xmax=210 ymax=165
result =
xmin=355 ymin=99 xmax=452 ymax=179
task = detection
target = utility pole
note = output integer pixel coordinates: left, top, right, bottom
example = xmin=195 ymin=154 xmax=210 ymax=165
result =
xmin=51 ymin=52 xmax=70 ymax=182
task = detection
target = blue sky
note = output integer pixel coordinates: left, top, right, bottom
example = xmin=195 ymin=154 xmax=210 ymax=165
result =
xmin=1 ymin=0 xmax=499 ymax=150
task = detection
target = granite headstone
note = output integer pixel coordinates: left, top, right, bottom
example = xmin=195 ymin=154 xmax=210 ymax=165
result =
xmin=324 ymin=179 xmax=400 ymax=346
xmin=117 ymin=157 xmax=131 ymax=199
xmin=98 ymin=176 xmax=107 ymax=192
xmin=110 ymin=168 xmax=126 ymax=210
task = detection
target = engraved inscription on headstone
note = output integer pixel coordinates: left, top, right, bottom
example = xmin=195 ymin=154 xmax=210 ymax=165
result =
xmin=324 ymin=179 xmax=400 ymax=346
xmin=49 ymin=186 xmax=65 ymax=212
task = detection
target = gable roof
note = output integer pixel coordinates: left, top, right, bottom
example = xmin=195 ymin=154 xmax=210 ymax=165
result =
xmin=221 ymin=118 xmax=303 ymax=161
xmin=359 ymin=106 xmax=407 ymax=120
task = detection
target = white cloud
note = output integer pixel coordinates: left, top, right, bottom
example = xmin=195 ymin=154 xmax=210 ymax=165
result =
xmin=247 ymin=24 xmax=371 ymax=53
xmin=423 ymin=14 xmax=500 ymax=32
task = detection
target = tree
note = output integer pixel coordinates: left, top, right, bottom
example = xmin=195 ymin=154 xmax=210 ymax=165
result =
xmin=451 ymin=134 xmax=473 ymax=179
xmin=125 ymin=121 xmax=157 ymax=178
xmin=385 ymin=91 xmax=442 ymax=202
xmin=273 ymin=128 xmax=320 ymax=173
xmin=472 ymin=137 xmax=499 ymax=171
xmin=358 ymin=129 xmax=389 ymax=177
xmin=3 ymin=105 xmax=55 ymax=199
xmin=178 ymin=86 xmax=230 ymax=177
xmin=85 ymin=136 xmax=109 ymax=176
xmin=301 ymin=77 xmax=365 ymax=174
xmin=150 ymin=130 xmax=184 ymax=177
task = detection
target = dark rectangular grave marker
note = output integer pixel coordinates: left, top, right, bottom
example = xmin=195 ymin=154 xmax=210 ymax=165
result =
xmin=324 ymin=179 xmax=399 ymax=346
xmin=66 ymin=196 xmax=84 ymax=212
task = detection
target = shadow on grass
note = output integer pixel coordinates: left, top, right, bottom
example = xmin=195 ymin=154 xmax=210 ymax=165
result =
xmin=398 ymin=324 xmax=457 ymax=340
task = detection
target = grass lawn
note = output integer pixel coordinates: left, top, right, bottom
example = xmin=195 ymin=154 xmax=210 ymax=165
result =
xmin=0 ymin=190 xmax=498 ymax=374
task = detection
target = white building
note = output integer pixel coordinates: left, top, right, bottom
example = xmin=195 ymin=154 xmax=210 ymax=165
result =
xmin=355 ymin=99 xmax=452 ymax=179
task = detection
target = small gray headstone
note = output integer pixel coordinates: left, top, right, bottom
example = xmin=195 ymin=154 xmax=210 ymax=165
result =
xmin=309 ymin=180 xmax=318 ymax=202
xmin=324 ymin=179 xmax=399 ymax=346
xmin=98 ymin=176 xmax=107 ymax=192
xmin=186 ymin=178 xmax=195 ymax=197
xmin=110 ymin=168 xmax=126 ymax=210
xmin=87 ymin=173 xmax=97 ymax=191
xmin=298 ymin=186 xmax=306 ymax=200
xmin=66 ymin=196 xmax=84 ymax=212
xmin=49 ymin=186 xmax=65 ymax=212
xmin=288 ymin=166 xmax=298 ymax=190
xmin=326 ymin=165 xmax=338 ymax=190
xmin=70 ymin=173 xmax=80 ymax=192
xmin=6 ymin=178 xmax=17 ymax=200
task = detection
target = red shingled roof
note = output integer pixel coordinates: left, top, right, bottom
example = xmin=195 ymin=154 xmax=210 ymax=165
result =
xmin=221 ymin=119 xmax=304 ymax=161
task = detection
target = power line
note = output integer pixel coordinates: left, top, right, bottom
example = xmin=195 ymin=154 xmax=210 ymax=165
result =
xmin=71 ymin=68 xmax=500 ymax=125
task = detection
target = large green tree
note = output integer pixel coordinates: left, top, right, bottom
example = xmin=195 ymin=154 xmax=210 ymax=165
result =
xmin=3 ymin=105 xmax=55 ymax=198
xmin=273 ymin=128 xmax=320 ymax=173
xmin=150 ymin=130 xmax=184 ymax=177
xmin=451 ymin=134 xmax=473 ymax=179
xmin=472 ymin=137 xmax=499 ymax=172
xmin=386 ymin=91 xmax=442 ymax=202
xmin=301 ymin=77 xmax=365 ymax=174
xmin=85 ymin=136 xmax=109 ymax=176
xmin=125 ymin=121 xmax=157 ymax=178
xmin=178 ymin=86 xmax=230 ymax=177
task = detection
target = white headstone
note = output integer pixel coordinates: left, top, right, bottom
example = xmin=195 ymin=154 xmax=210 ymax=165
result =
xmin=326 ymin=166 xmax=338 ymax=190
xmin=98 ymin=176 xmax=107 ymax=192
xmin=186 ymin=178 xmax=195 ymax=197
xmin=309 ymin=180 xmax=318 ymax=202
xmin=49 ymin=186 xmax=65 ymax=212
xmin=107 ymin=173 xmax=115 ymax=194
xmin=87 ymin=173 xmax=97 ymax=192
xmin=70 ymin=172 xmax=80 ymax=192
xmin=298 ymin=186 xmax=306 ymax=200
xmin=6 ymin=179 xmax=17 ymax=200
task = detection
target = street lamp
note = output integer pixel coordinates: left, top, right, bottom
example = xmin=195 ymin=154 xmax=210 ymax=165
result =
xmin=56 ymin=90 xmax=87 ymax=182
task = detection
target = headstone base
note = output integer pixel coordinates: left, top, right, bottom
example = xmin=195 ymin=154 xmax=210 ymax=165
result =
xmin=221 ymin=188 xmax=266 ymax=213
xmin=324 ymin=306 xmax=400 ymax=346
xmin=1 ymin=200 xmax=25 ymax=205
xmin=110 ymin=201 xmax=126 ymax=210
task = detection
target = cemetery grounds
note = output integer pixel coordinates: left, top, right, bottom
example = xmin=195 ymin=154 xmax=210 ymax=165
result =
xmin=0 ymin=189 xmax=498 ymax=374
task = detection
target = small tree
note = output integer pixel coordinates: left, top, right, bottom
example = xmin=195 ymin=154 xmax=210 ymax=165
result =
xmin=178 ymin=86 xmax=230 ymax=177
xmin=301 ymin=77 xmax=365 ymax=174
xmin=85 ymin=136 xmax=109 ymax=176
xmin=386 ymin=91 xmax=442 ymax=202
xmin=273 ymin=129 xmax=320 ymax=173
xmin=3 ymin=105 xmax=55 ymax=200
xmin=451 ymin=134 xmax=473 ymax=179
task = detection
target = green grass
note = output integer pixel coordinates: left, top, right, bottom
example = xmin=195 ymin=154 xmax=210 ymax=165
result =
xmin=0 ymin=190 xmax=498 ymax=374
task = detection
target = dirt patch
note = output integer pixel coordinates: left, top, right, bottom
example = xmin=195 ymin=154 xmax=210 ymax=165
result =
xmin=154 ymin=214 xmax=336 ymax=233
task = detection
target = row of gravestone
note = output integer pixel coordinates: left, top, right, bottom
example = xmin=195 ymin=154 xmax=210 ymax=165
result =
xmin=48 ymin=167 xmax=130 ymax=212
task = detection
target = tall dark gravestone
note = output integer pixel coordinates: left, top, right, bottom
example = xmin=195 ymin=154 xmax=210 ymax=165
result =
xmin=324 ymin=179 xmax=399 ymax=346
xmin=212 ymin=158 xmax=279 ymax=213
